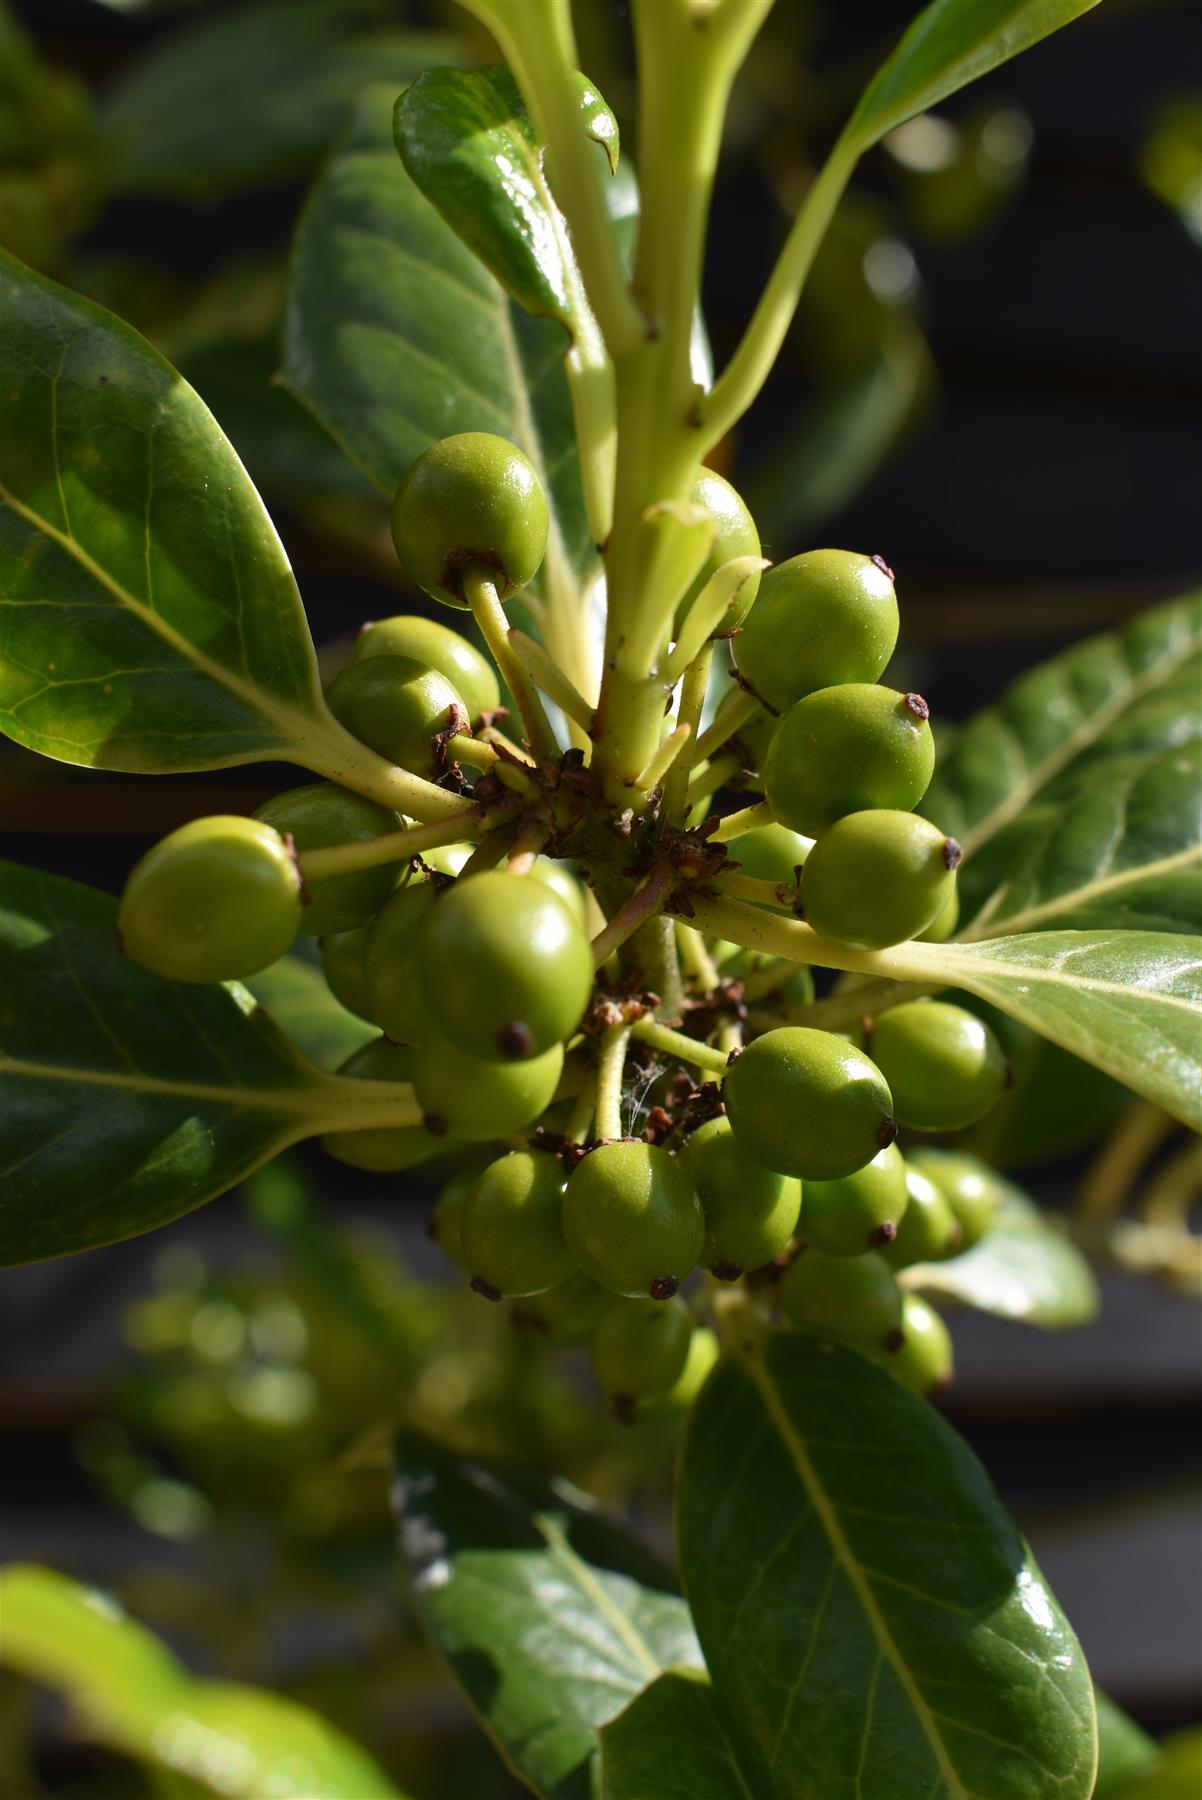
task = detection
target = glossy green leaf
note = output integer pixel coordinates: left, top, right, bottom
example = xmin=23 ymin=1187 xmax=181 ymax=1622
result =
xmin=396 ymin=64 xmax=616 ymax=331
xmin=392 ymin=1428 xmax=702 ymax=1800
xmin=845 ymin=0 xmax=1105 ymax=155
xmin=101 ymin=0 xmax=456 ymax=196
xmin=0 ymin=861 xmax=405 ymax=1266
xmin=0 ymin=1563 xmax=403 ymax=1797
xmin=678 ymin=1334 xmax=1097 ymax=1800
xmin=925 ymin=594 xmax=1202 ymax=936
xmin=282 ymin=85 xmax=595 ymax=608
xmin=243 ymin=941 xmax=375 ymax=1072
xmin=600 ymin=1669 xmax=756 ymax=1800
xmin=0 ymin=252 xmax=334 ymax=778
xmin=898 ymin=930 xmax=1202 ymax=1131
xmin=903 ymin=1173 xmax=1098 ymax=1328
xmin=1092 ymin=1690 xmax=1160 ymax=1799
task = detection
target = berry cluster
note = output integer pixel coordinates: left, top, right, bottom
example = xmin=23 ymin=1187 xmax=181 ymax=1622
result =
xmin=115 ymin=431 xmax=1013 ymax=1419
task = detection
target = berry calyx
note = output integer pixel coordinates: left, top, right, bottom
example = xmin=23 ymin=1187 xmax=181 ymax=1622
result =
xmin=325 ymin=654 xmax=466 ymax=778
xmin=871 ymin=1295 xmax=954 ymax=1396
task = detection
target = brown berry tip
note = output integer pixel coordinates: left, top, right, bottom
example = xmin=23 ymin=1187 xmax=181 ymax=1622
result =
xmin=904 ymin=691 xmax=929 ymax=721
xmin=942 ymin=837 xmax=963 ymax=871
xmin=648 ymin=1275 xmax=679 ymax=1301
xmin=870 ymin=1221 xmax=898 ymax=1247
xmin=711 ymin=1262 xmax=743 ymax=1282
xmin=497 ymin=1020 xmax=536 ymax=1059
xmin=423 ymin=1112 xmax=449 ymax=1137
xmin=112 ymin=925 xmax=125 ymax=956
xmin=877 ymin=1115 xmax=899 ymax=1149
xmin=470 ymin=1277 xmax=502 ymax=1302
xmin=613 ymin=1395 xmax=637 ymax=1424
xmin=1003 ymin=1060 xmax=1016 ymax=1090
xmin=884 ymin=1327 xmax=906 ymax=1353
xmin=871 ymin=553 xmax=895 ymax=582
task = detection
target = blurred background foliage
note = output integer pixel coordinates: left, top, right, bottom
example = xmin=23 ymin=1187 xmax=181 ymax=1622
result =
xmin=1 ymin=0 xmax=1199 ymax=1794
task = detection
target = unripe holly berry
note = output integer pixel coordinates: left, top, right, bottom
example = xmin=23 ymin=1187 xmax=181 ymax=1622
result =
xmin=419 ymin=870 xmax=593 ymax=1061
xmin=723 ymin=1027 xmax=896 ymax=1181
xmin=734 ymin=549 xmax=899 ymax=712
xmin=117 ymin=816 xmax=302 ymax=984
xmin=461 ymin=1149 xmax=574 ymax=1299
xmin=527 ymin=856 xmax=589 ymax=931
xmin=355 ymin=614 xmax=501 ymax=722
xmin=870 ymin=1000 xmax=1008 ymax=1131
xmin=511 ymin=1271 xmax=608 ymax=1346
xmin=779 ymin=1246 xmax=904 ymax=1350
xmin=391 ymin=432 xmax=549 ymax=607
xmin=322 ymin=1040 xmax=461 ymax=1171
xmin=880 ymin=1164 xmax=963 ymax=1268
xmin=429 ymin=1164 xmax=480 ymax=1270
xmin=919 ymin=880 xmax=959 ymax=943
xmin=362 ymin=881 xmax=439 ymax=1044
xmin=727 ymin=822 xmax=811 ymax=887
xmin=909 ymin=1150 xmax=998 ymax=1250
xmin=415 ymin=1033 xmax=563 ymax=1141
xmin=674 ymin=467 xmax=761 ymax=633
xmin=680 ymin=1116 xmax=801 ymax=1278
xmin=325 ymin=654 xmax=465 ymax=778
xmin=764 ymin=685 xmax=935 ymax=837
xmin=562 ymin=1141 xmax=704 ymax=1300
xmin=872 ymin=1295 xmax=954 ymax=1396
xmin=255 ymin=783 xmax=404 ymax=936
xmin=801 ymin=809 xmax=961 ymax=949
xmin=590 ymin=1296 xmax=694 ymax=1416
xmin=422 ymin=842 xmax=473 ymax=877
xmin=320 ymin=926 xmax=373 ymax=1020
xmin=650 ymin=1324 xmax=720 ymax=1415
xmin=800 ymin=1142 xmax=909 ymax=1257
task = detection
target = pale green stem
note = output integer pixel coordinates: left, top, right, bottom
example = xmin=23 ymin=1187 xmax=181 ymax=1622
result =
xmin=590 ymin=866 xmax=677 ymax=969
xmin=663 ymin=556 xmax=769 ymax=683
xmin=708 ymin=799 xmax=776 ymax=842
xmin=596 ymin=1023 xmax=632 ymax=1139
xmin=748 ymin=978 xmax=941 ymax=1035
xmin=676 ymin=921 xmax=722 ymax=993
xmin=310 ymin=1077 xmax=424 ymax=1134
xmin=508 ymin=628 xmax=596 ymax=733
xmin=633 ymin=723 xmax=692 ymax=796
xmin=464 ymin=566 xmax=560 ymax=762
xmin=297 ymin=808 xmax=503 ymax=882
xmin=663 ymin=644 xmax=713 ymax=822
xmin=686 ymin=751 xmax=741 ymax=808
xmin=506 ymin=817 xmax=551 ymax=874
xmin=682 ymin=889 xmax=927 ymax=983
xmin=565 ymin=1078 xmax=597 ymax=1146
xmin=694 ymin=686 xmax=759 ymax=761
xmin=710 ymin=869 xmax=796 ymax=909
xmin=631 ymin=1015 xmax=730 ymax=1076
xmin=447 ymin=734 xmax=498 ymax=772
xmin=298 ymin=715 xmax=475 ymax=824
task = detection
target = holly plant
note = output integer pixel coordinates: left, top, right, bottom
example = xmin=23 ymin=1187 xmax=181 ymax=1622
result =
xmin=1 ymin=0 xmax=1200 ymax=1797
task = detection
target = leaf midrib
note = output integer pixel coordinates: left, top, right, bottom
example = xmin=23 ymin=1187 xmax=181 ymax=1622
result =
xmin=535 ymin=1513 xmax=664 ymax=1684
xmin=963 ymin=844 xmax=1202 ymax=939
xmin=0 ymin=1051 xmax=321 ymax=1117
xmin=740 ymin=1351 xmax=968 ymax=1798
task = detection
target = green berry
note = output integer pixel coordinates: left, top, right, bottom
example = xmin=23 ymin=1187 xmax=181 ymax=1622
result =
xmin=649 ymin=1324 xmax=720 ymax=1415
xmin=391 ymin=432 xmax=549 ymax=607
xmin=117 ymin=816 xmax=302 ymax=984
xmin=461 ymin=1149 xmax=574 ymax=1299
xmin=422 ymin=842 xmax=473 ymax=877
xmin=674 ymin=467 xmax=761 ymax=634
xmin=429 ymin=1164 xmax=480 ymax=1270
xmin=734 ymin=549 xmax=899 ymax=712
xmin=873 ymin=1295 xmax=954 ymax=1396
xmin=800 ymin=1142 xmax=909 ymax=1257
xmin=320 ymin=926 xmax=373 ymax=1020
xmin=590 ymin=1296 xmax=694 ymax=1415
xmin=801 ymin=809 xmax=961 ymax=950
xmin=419 ymin=870 xmax=593 ymax=1061
xmin=919 ymin=881 xmax=959 ymax=943
xmin=870 ymin=1001 xmax=1009 ymax=1132
xmin=325 ymin=654 xmax=465 ymax=778
xmin=321 ymin=1040 xmax=460 ymax=1171
xmin=355 ymin=614 xmax=501 ymax=722
xmin=680 ymin=1116 xmax=801 ymax=1278
xmin=510 ymin=1271 xmax=608 ymax=1346
xmin=764 ymin=685 xmax=935 ymax=838
xmin=255 ymin=783 xmax=404 ymax=936
xmin=414 ymin=1033 xmax=563 ymax=1141
xmin=562 ymin=1141 xmax=705 ymax=1299
xmin=527 ymin=856 xmax=589 ymax=931
xmin=880 ymin=1164 xmax=963 ymax=1268
xmin=910 ymin=1150 xmax=998 ymax=1250
xmin=362 ymin=881 xmax=440 ymax=1044
xmin=727 ymin=822 xmax=811 ymax=887
xmin=724 ymin=1027 xmax=896 ymax=1181
xmin=779 ymin=1247 xmax=903 ymax=1350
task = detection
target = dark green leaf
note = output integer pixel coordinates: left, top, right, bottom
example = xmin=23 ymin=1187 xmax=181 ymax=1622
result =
xmin=243 ymin=939 xmax=375 ymax=1072
xmin=903 ymin=1174 xmax=1098 ymax=1328
xmin=1092 ymin=1690 xmax=1160 ymax=1799
xmin=101 ymin=0 xmax=456 ymax=197
xmin=0 ymin=252 xmax=329 ymax=777
xmin=0 ymin=1563 xmax=403 ymax=1797
xmin=396 ymin=64 xmax=612 ymax=330
xmin=898 ymin=930 xmax=1202 ymax=1130
xmin=956 ymin=1011 xmax=1129 ymax=1167
xmin=0 ymin=861 xmax=403 ymax=1266
xmin=678 ymin=1333 xmax=1097 ymax=1800
xmin=925 ymin=594 xmax=1202 ymax=936
xmin=600 ymin=1669 xmax=756 ymax=1800
xmin=845 ymin=0 xmax=1104 ymax=155
xmin=392 ymin=1428 xmax=702 ymax=1800
xmin=282 ymin=85 xmax=597 ymax=626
